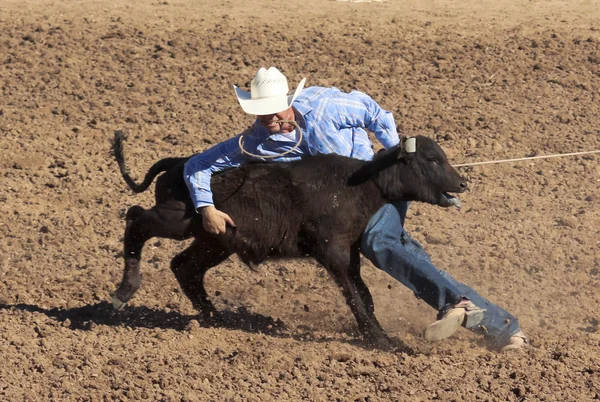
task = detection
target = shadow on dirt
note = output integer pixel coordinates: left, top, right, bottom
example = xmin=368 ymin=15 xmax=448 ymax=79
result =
xmin=0 ymin=301 xmax=281 ymax=332
xmin=0 ymin=302 xmax=413 ymax=354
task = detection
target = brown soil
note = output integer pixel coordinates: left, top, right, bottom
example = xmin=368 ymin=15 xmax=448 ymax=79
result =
xmin=1 ymin=0 xmax=599 ymax=400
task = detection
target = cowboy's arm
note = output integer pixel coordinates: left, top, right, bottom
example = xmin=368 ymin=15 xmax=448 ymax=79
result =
xmin=339 ymin=90 xmax=400 ymax=149
xmin=183 ymin=134 xmax=244 ymax=211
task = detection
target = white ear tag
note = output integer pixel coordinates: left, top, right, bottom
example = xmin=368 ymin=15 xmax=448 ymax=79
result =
xmin=405 ymin=137 xmax=416 ymax=153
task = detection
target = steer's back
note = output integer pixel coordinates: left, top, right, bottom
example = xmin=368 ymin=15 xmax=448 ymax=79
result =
xmin=211 ymin=154 xmax=376 ymax=260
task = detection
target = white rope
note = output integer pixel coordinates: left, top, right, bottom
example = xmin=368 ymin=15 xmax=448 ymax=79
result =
xmin=238 ymin=124 xmax=599 ymax=166
xmin=238 ymin=120 xmax=303 ymax=159
xmin=452 ymin=150 xmax=600 ymax=167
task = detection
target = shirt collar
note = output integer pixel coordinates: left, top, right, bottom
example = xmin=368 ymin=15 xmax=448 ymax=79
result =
xmin=269 ymin=129 xmax=301 ymax=143
xmin=292 ymin=101 xmax=312 ymax=119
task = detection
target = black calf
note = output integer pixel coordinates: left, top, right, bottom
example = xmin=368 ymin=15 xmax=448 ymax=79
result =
xmin=111 ymin=131 xmax=466 ymax=348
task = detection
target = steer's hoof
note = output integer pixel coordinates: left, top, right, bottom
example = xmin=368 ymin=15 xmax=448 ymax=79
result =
xmin=111 ymin=293 xmax=127 ymax=311
xmin=368 ymin=335 xmax=394 ymax=351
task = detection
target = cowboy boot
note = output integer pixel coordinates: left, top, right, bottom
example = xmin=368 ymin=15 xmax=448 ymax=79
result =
xmin=424 ymin=300 xmax=529 ymax=351
xmin=424 ymin=299 xmax=483 ymax=342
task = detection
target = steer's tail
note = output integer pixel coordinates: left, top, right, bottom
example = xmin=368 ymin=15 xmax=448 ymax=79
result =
xmin=112 ymin=130 xmax=185 ymax=194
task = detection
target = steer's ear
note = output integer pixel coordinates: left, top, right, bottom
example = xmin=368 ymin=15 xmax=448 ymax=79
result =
xmin=397 ymin=136 xmax=417 ymax=159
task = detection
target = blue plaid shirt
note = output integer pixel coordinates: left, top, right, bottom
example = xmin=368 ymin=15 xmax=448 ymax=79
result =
xmin=184 ymin=86 xmax=400 ymax=209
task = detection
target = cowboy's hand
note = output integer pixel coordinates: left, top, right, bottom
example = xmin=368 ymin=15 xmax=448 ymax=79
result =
xmin=200 ymin=206 xmax=236 ymax=234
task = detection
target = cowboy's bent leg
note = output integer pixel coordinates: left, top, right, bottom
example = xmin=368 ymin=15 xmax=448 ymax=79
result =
xmin=360 ymin=201 xmax=522 ymax=347
xmin=360 ymin=202 xmax=463 ymax=309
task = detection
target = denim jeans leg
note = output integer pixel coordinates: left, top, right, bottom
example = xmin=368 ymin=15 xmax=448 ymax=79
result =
xmin=361 ymin=201 xmax=521 ymax=346
xmin=361 ymin=202 xmax=463 ymax=309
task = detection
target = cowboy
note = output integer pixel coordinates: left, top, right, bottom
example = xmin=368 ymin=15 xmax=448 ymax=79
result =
xmin=184 ymin=67 xmax=528 ymax=351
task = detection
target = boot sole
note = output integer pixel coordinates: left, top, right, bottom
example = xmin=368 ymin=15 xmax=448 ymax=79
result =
xmin=424 ymin=313 xmax=464 ymax=342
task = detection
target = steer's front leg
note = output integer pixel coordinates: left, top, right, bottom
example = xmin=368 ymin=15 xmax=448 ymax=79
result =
xmin=314 ymin=242 xmax=391 ymax=349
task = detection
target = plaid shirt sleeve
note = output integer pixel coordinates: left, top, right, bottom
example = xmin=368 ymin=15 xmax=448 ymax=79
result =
xmin=183 ymin=134 xmax=244 ymax=210
xmin=335 ymin=90 xmax=400 ymax=149
xmin=301 ymin=88 xmax=400 ymax=159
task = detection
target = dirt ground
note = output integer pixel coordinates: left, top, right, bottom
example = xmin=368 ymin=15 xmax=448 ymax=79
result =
xmin=1 ymin=0 xmax=599 ymax=400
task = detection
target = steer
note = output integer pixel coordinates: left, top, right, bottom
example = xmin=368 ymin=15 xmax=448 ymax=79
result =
xmin=111 ymin=131 xmax=466 ymax=347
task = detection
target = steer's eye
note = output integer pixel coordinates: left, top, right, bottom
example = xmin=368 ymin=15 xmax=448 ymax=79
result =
xmin=426 ymin=156 xmax=439 ymax=164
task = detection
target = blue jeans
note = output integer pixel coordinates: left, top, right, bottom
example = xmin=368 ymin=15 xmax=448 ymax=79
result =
xmin=360 ymin=201 xmax=521 ymax=347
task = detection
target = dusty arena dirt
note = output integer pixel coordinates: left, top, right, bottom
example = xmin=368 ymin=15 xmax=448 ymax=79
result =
xmin=1 ymin=0 xmax=600 ymax=400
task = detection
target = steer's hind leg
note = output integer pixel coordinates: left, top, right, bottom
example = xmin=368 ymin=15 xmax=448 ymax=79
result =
xmin=315 ymin=242 xmax=391 ymax=349
xmin=170 ymin=237 xmax=231 ymax=317
xmin=113 ymin=205 xmax=191 ymax=310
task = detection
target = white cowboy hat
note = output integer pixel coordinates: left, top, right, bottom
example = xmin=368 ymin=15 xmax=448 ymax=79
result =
xmin=233 ymin=67 xmax=306 ymax=115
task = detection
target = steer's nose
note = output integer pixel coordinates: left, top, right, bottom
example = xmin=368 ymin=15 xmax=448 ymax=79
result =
xmin=459 ymin=181 xmax=468 ymax=192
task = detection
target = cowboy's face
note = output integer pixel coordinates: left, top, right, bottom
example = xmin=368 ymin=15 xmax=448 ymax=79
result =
xmin=257 ymin=107 xmax=296 ymax=134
